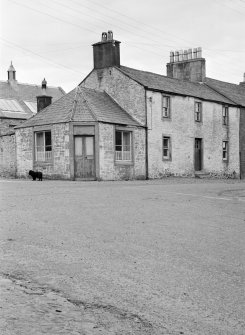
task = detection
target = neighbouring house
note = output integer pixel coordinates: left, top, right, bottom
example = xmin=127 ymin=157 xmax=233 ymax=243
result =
xmin=0 ymin=63 xmax=65 ymax=177
xmin=14 ymin=31 xmax=245 ymax=180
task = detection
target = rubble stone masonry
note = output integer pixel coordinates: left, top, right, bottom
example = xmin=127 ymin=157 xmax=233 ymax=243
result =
xmin=146 ymin=91 xmax=240 ymax=178
xmin=99 ymin=123 xmax=146 ymax=180
xmin=82 ymin=67 xmax=146 ymax=125
xmin=16 ymin=123 xmax=70 ymax=179
xmin=0 ymin=133 xmax=16 ymax=177
xmin=240 ymin=107 xmax=245 ymax=179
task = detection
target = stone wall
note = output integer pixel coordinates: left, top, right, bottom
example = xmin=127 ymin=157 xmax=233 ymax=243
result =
xmin=16 ymin=127 xmax=33 ymax=178
xmin=16 ymin=123 xmax=71 ymax=179
xmin=0 ymin=119 xmax=25 ymax=136
xmin=99 ymin=123 xmax=146 ymax=180
xmin=240 ymin=107 xmax=245 ymax=179
xmin=82 ymin=67 xmax=146 ymax=125
xmin=146 ymin=90 xmax=240 ymax=178
xmin=34 ymin=123 xmax=70 ymax=179
xmin=0 ymin=133 xmax=16 ymax=177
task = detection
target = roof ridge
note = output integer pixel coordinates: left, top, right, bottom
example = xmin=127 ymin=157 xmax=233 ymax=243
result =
xmin=76 ymin=87 xmax=98 ymax=121
xmin=119 ymin=65 xmax=204 ymax=85
xmin=0 ymin=80 xmax=63 ymax=89
xmin=205 ymin=77 xmax=243 ymax=87
xmin=69 ymin=86 xmax=80 ymax=122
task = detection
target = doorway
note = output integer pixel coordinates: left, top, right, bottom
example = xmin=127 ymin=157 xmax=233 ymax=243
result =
xmin=74 ymin=136 xmax=95 ymax=179
xmin=194 ymin=138 xmax=202 ymax=171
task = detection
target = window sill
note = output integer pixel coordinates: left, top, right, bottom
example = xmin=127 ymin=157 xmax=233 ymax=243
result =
xmin=162 ymin=117 xmax=171 ymax=121
xmin=115 ymin=161 xmax=134 ymax=166
xmin=34 ymin=161 xmax=52 ymax=165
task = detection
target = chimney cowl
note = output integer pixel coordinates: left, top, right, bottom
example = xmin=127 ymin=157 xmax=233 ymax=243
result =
xmin=8 ymin=61 xmax=16 ymax=81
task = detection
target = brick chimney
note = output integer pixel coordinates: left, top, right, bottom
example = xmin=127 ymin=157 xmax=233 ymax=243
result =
xmin=92 ymin=31 xmax=121 ymax=69
xmin=36 ymin=78 xmax=52 ymax=112
xmin=239 ymin=73 xmax=245 ymax=87
xmin=166 ymin=47 xmax=206 ymax=82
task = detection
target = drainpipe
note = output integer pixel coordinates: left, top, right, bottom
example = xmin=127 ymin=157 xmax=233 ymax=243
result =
xmin=145 ymin=90 xmax=149 ymax=180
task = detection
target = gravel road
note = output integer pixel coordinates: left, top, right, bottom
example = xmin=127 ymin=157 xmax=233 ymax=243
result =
xmin=0 ymin=178 xmax=245 ymax=334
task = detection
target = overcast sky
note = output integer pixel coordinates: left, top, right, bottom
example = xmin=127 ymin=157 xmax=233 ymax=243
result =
xmin=1 ymin=0 xmax=245 ymax=93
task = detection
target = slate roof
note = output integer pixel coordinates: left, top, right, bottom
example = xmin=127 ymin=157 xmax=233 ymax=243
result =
xmin=205 ymin=78 xmax=245 ymax=107
xmin=15 ymin=87 xmax=142 ymax=128
xmin=118 ymin=66 xmax=236 ymax=105
xmin=0 ymin=80 xmax=65 ymax=119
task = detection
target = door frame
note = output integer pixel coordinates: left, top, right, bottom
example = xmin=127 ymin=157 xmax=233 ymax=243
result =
xmin=74 ymin=134 xmax=96 ymax=180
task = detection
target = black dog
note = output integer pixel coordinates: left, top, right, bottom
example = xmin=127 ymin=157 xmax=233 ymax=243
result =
xmin=29 ymin=170 xmax=43 ymax=181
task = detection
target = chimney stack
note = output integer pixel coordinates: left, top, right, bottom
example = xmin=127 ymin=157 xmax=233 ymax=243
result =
xmin=92 ymin=31 xmax=121 ymax=69
xmin=36 ymin=79 xmax=52 ymax=112
xmin=166 ymin=47 xmax=206 ymax=82
xmin=239 ymin=73 xmax=245 ymax=87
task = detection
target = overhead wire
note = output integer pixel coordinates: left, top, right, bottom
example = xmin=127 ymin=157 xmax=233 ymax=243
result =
xmin=4 ymin=0 xmax=245 ymax=81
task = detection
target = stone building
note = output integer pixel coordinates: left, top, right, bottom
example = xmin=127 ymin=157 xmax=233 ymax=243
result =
xmin=0 ymin=63 xmax=65 ymax=177
xmin=0 ymin=62 xmax=65 ymax=134
xmin=15 ymin=86 xmax=145 ymax=180
xmin=14 ymin=32 xmax=245 ymax=180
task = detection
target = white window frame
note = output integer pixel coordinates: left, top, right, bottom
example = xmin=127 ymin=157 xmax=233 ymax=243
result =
xmin=35 ymin=131 xmax=52 ymax=162
xmin=194 ymin=101 xmax=202 ymax=122
xmin=222 ymin=106 xmax=229 ymax=126
xmin=222 ymin=141 xmax=228 ymax=161
xmin=162 ymin=136 xmax=171 ymax=160
xmin=162 ymin=95 xmax=171 ymax=118
xmin=115 ymin=130 xmax=132 ymax=162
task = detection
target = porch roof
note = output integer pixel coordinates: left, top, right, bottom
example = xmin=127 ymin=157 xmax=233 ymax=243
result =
xmin=15 ymin=87 xmax=142 ymax=128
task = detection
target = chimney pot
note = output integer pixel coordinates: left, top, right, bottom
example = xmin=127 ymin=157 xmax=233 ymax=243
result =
xmin=108 ymin=30 xmax=113 ymax=40
xmin=170 ymin=51 xmax=174 ymax=63
xmin=193 ymin=48 xmax=197 ymax=59
xmin=174 ymin=51 xmax=179 ymax=62
xmin=179 ymin=50 xmax=183 ymax=61
xmin=183 ymin=50 xmax=188 ymax=61
xmin=166 ymin=46 xmax=206 ymax=82
xmin=101 ymin=32 xmax=107 ymax=42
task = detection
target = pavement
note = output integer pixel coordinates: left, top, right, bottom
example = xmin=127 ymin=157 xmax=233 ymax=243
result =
xmin=0 ymin=177 xmax=245 ymax=334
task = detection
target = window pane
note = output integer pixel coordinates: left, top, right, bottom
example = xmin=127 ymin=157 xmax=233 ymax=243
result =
xmin=116 ymin=131 xmax=122 ymax=146
xmin=86 ymin=137 xmax=94 ymax=156
xmin=162 ymin=97 xmax=168 ymax=108
xmin=123 ymin=132 xmax=130 ymax=147
xmin=163 ymin=138 xmax=169 ymax=147
xmin=36 ymin=132 xmax=44 ymax=149
xmin=115 ymin=145 xmax=122 ymax=152
xmin=45 ymin=131 xmax=51 ymax=146
xmin=115 ymin=130 xmax=132 ymax=161
xmin=75 ymin=137 xmax=83 ymax=156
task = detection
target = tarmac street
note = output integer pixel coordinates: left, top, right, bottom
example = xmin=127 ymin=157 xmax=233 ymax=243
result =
xmin=0 ymin=178 xmax=245 ymax=335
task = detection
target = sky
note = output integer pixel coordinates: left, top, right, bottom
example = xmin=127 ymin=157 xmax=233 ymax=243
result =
xmin=0 ymin=0 xmax=245 ymax=93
